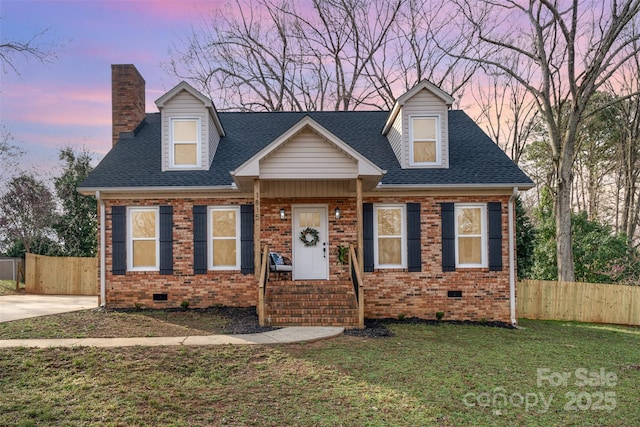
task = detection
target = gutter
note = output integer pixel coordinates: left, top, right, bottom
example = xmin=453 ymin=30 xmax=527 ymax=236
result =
xmin=78 ymin=184 xmax=240 ymax=196
xmin=374 ymin=183 xmax=536 ymax=191
xmin=96 ymin=190 xmax=106 ymax=307
xmin=508 ymin=187 xmax=518 ymax=326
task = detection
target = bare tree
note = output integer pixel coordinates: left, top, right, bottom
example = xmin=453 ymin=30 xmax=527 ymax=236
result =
xmin=168 ymin=0 xmax=306 ymax=111
xmin=0 ymin=125 xmax=24 ymax=184
xmin=606 ymin=46 xmax=640 ymax=245
xmin=0 ymin=174 xmax=56 ymax=254
xmin=382 ymin=0 xmax=477 ymax=108
xmin=0 ymin=23 xmax=57 ymax=76
xmin=292 ymin=0 xmax=404 ymax=111
xmin=167 ymin=0 xmax=481 ymax=111
xmin=168 ymin=0 xmax=404 ymax=111
xmin=470 ymin=72 xmax=540 ymax=164
xmin=453 ymin=0 xmax=640 ymax=281
xmin=1 ymin=20 xmax=59 ymax=184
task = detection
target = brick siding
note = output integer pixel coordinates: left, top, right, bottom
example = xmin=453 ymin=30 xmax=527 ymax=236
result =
xmin=100 ymin=194 xmax=513 ymax=322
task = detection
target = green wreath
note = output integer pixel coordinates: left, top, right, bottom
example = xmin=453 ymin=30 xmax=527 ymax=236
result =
xmin=299 ymin=227 xmax=320 ymax=246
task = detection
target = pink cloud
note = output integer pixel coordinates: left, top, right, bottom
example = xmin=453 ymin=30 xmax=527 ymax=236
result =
xmin=4 ymin=82 xmax=111 ymax=127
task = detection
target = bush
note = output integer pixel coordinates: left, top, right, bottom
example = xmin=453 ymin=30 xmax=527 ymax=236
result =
xmin=530 ymin=208 xmax=640 ymax=284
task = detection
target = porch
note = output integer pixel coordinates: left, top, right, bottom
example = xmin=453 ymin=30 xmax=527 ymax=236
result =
xmin=257 ymin=244 xmax=365 ymax=329
xmin=246 ymin=174 xmax=369 ymax=329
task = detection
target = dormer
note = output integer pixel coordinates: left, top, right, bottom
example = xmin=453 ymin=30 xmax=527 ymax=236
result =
xmin=155 ymin=82 xmax=225 ymax=171
xmin=382 ymin=80 xmax=454 ymax=169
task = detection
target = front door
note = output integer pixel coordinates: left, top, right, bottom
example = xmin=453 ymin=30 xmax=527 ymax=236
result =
xmin=292 ymin=205 xmax=329 ymax=280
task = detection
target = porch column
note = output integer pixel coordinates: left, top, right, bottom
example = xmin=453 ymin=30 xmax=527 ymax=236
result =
xmin=356 ymin=178 xmax=364 ymax=276
xmin=254 ymin=179 xmax=261 ymax=278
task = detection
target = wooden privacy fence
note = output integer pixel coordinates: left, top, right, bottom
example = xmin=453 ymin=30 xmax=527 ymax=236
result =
xmin=518 ymin=279 xmax=640 ymax=326
xmin=26 ymin=253 xmax=98 ymax=296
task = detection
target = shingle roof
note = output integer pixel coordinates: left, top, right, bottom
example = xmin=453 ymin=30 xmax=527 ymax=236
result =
xmin=79 ymin=110 xmax=533 ymax=189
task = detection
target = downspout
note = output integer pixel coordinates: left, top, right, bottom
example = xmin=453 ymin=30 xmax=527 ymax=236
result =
xmin=508 ymin=187 xmax=518 ymax=326
xmin=96 ymin=190 xmax=106 ymax=307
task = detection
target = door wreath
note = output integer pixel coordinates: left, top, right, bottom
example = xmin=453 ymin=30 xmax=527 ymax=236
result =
xmin=299 ymin=227 xmax=320 ymax=246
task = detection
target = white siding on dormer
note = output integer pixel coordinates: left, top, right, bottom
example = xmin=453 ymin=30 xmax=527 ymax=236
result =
xmin=402 ymin=89 xmax=449 ymax=169
xmin=161 ymin=90 xmax=209 ymax=171
xmin=387 ymin=111 xmax=403 ymax=166
xmin=260 ymin=128 xmax=357 ymax=179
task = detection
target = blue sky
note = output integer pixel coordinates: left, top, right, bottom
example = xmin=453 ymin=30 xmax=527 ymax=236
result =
xmin=1 ymin=0 xmax=220 ymax=177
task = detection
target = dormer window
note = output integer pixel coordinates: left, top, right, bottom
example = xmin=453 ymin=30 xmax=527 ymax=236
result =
xmin=410 ymin=116 xmax=441 ymax=165
xmin=170 ymin=118 xmax=201 ymax=168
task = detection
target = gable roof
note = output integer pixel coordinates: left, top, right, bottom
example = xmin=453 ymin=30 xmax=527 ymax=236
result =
xmin=231 ymin=115 xmax=384 ymax=191
xmin=382 ymin=80 xmax=455 ymax=135
xmin=155 ymin=81 xmax=225 ymax=137
xmin=79 ymin=110 xmax=533 ymax=193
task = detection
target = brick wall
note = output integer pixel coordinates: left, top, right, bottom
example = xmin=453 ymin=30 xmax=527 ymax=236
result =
xmin=111 ymin=64 xmax=146 ymax=147
xmin=101 ymin=194 xmax=513 ymax=322
xmin=103 ymin=197 xmax=256 ymax=310
xmin=361 ymin=195 xmax=512 ymax=322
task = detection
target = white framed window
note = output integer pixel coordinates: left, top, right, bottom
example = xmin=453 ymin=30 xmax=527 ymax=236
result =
xmin=410 ymin=116 xmax=441 ymax=165
xmin=127 ymin=207 xmax=159 ymax=271
xmin=374 ymin=204 xmax=407 ymax=269
xmin=455 ymin=204 xmax=487 ymax=268
xmin=170 ymin=118 xmax=201 ymax=168
xmin=208 ymin=206 xmax=241 ymax=270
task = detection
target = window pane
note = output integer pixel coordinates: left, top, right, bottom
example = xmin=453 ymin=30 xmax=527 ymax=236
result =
xmin=212 ymin=210 xmax=237 ymax=238
xmin=173 ymin=120 xmax=197 ymax=141
xmin=377 ymin=208 xmax=402 ymax=235
xmin=458 ymin=236 xmax=482 ymax=264
xmin=413 ymin=141 xmax=436 ymax=163
xmin=378 ymin=237 xmax=402 ymax=264
xmin=413 ymin=117 xmax=436 ymax=140
xmin=299 ymin=212 xmax=320 ymax=228
xmin=132 ymin=211 xmax=156 ymax=238
xmin=174 ymin=143 xmax=197 ymax=165
xmin=458 ymin=208 xmax=482 ymax=235
xmin=133 ymin=240 xmax=156 ymax=267
xmin=213 ymin=239 xmax=237 ymax=266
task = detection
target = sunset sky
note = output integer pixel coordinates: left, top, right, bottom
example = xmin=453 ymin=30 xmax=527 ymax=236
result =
xmin=2 ymin=0 xmax=223 ymax=177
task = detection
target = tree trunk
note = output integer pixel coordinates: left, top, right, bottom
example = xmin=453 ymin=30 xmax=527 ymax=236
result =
xmin=555 ymin=132 xmax=576 ymax=282
xmin=555 ymin=181 xmax=576 ymax=281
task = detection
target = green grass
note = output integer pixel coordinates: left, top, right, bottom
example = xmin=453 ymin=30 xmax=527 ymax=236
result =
xmin=0 ymin=309 xmax=231 ymax=339
xmin=0 ymin=279 xmax=20 ymax=295
xmin=1 ymin=319 xmax=638 ymax=426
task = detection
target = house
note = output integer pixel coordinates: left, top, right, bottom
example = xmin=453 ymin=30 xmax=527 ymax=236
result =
xmin=78 ymin=64 xmax=534 ymax=328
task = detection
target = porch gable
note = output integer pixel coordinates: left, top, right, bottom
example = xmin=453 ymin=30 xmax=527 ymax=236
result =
xmin=231 ymin=116 xmax=384 ymax=191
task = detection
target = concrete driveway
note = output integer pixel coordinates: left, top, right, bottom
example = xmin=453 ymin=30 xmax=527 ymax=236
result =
xmin=0 ymin=295 xmax=99 ymax=323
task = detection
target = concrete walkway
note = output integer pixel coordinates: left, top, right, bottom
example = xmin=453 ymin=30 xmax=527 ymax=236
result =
xmin=0 ymin=327 xmax=345 ymax=348
xmin=0 ymin=294 xmax=99 ymax=322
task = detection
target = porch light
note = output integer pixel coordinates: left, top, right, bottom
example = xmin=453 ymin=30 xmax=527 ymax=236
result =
xmin=335 ymin=206 xmax=341 ymax=220
xmin=280 ymin=208 xmax=286 ymax=220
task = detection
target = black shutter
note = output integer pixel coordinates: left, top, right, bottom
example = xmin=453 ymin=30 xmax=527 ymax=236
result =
xmin=407 ymin=203 xmax=422 ymax=272
xmin=159 ymin=206 xmax=173 ymax=275
xmin=112 ymin=206 xmax=126 ymax=275
xmin=193 ymin=205 xmax=208 ymax=274
xmin=441 ymin=203 xmax=455 ymax=272
xmin=488 ymin=202 xmax=503 ymax=271
xmin=240 ymin=204 xmax=254 ymax=275
xmin=363 ymin=203 xmax=374 ymax=272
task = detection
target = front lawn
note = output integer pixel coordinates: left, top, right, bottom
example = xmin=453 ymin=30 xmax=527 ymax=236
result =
xmin=0 ymin=279 xmax=20 ymax=296
xmin=0 ymin=319 xmax=638 ymax=426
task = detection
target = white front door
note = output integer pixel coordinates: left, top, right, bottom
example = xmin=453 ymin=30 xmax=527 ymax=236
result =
xmin=292 ymin=205 xmax=329 ymax=280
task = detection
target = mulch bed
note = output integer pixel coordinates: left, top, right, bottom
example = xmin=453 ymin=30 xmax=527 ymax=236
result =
xmin=344 ymin=317 xmax=515 ymax=338
xmin=109 ymin=306 xmax=279 ymax=335
xmin=111 ymin=306 xmax=514 ymax=337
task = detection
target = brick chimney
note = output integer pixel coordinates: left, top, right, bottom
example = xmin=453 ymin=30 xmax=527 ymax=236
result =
xmin=111 ymin=64 xmax=146 ymax=146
